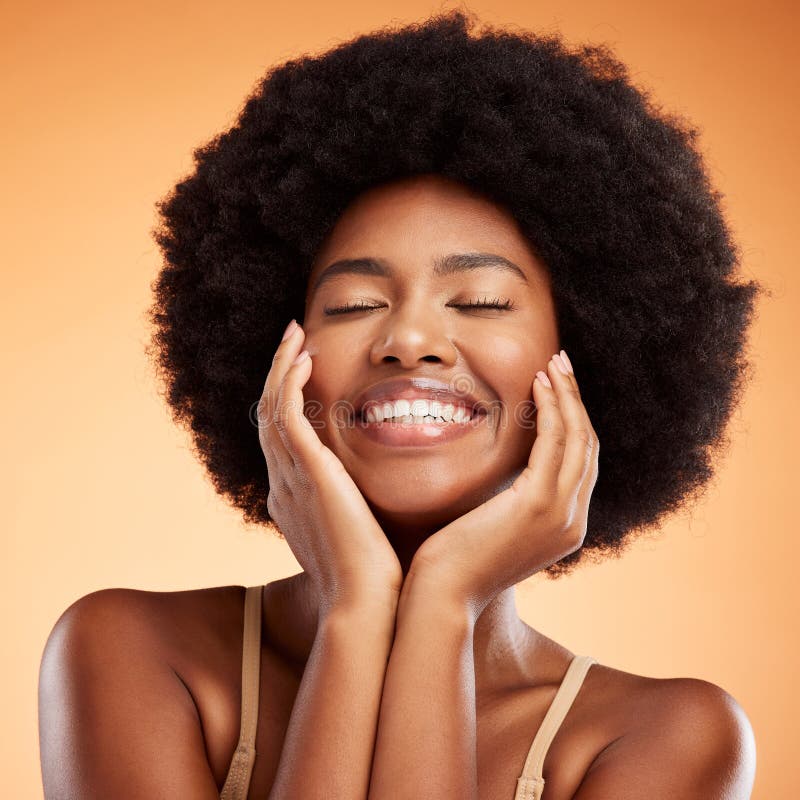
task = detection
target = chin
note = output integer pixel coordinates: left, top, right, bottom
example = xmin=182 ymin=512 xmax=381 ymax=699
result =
xmin=358 ymin=476 xmax=485 ymax=523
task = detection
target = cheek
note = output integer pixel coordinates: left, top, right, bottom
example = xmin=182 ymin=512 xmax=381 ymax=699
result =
xmin=301 ymin=334 xmax=357 ymax=431
xmin=479 ymin=337 xmax=536 ymax=397
xmin=472 ymin=336 xmax=548 ymax=435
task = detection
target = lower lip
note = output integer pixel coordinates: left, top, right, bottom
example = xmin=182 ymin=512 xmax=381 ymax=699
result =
xmin=351 ymin=411 xmax=489 ymax=447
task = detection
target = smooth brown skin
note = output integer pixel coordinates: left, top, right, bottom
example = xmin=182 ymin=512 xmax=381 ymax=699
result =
xmin=38 ymin=174 xmax=756 ymax=799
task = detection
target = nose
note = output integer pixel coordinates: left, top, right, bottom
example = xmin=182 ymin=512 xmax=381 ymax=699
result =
xmin=368 ymin=301 xmax=458 ymax=368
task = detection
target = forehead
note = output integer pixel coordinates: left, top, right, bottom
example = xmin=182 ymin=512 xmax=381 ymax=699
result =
xmin=308 ymin=174 xmax=548 ymax=287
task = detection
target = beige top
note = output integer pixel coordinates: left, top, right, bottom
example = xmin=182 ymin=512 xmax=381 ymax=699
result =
xmin=220 ymin=584 xmax=597 ymax=800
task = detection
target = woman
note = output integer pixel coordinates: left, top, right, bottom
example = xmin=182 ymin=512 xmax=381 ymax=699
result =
xmin=39 ymin=10 xmax=760 ymax=799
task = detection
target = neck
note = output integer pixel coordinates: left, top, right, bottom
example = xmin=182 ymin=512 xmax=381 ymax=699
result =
xmin=263 ymin=567 xmax=542 ymax=698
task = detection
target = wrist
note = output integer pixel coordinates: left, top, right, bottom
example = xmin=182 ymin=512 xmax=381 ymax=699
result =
xmin=398 ymin=566 xmax=477 ymax=628
xmin=319 ymin=588 xmax=399 ymax=628
xmin=315 ymin=604 xmax=396 ymax=655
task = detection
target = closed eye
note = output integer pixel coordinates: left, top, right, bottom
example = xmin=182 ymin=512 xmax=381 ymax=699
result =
xmin=323 ymin=300 xmax=384 ymax=316
xmin=323 ymin=297 xmax=515 ymax=315
xmin=449 ymin=297 xmax=514 ymax=311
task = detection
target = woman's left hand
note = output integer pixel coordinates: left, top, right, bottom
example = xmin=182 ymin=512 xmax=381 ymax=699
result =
xmin=403 ymin=351 xmax=600 ymax=619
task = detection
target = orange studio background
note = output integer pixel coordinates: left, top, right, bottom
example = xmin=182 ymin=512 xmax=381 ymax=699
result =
xmin=2 ymin=1 xmax=796 ymax=797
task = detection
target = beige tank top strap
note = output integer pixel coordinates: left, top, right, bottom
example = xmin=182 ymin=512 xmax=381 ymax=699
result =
xmin=220 ymin=584 xmax=264 ymax=800
xmin=514 ymin=654 xmax=597 ymax=800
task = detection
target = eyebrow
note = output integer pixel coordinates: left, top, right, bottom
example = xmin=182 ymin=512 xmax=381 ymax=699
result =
xmin=309 ymin=252 xmax=529 ymax=294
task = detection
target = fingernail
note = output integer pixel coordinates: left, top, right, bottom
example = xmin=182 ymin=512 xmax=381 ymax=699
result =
xmin=292 ymin=349 xmax=309 ymax=365
xmin=551 ymin=353 xmax=568 ymax=376
xmin=536 ymin=370 xmax=552 ymax=388
xmin=282 ymin=319 xmax=298 ymax=341
xmin=559 ymin=349 xmax=574 ymax=375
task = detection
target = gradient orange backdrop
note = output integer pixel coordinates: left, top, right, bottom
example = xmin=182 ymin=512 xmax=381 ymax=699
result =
xmin=3 ymin=1 xmax=796 ymax=797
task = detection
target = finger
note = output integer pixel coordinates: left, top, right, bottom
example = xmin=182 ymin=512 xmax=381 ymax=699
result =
xmin=555 ymin=349 xmax=598 ymax=440
xmin=258 ymin=320 xmax=306 ymax=474
xmin=273 ymin=347 xmax=325 ymax=471
xmin=523 ymin=364 xmax=567 ymax=504
xmin=259 ymin=320 xmax=305 ymax=424
xmin=547 ymin=352 xmax=598 ymax=502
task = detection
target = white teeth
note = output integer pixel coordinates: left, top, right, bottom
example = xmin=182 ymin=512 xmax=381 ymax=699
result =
xmin=452 ymin=406 xmax=470 ymax=423
xmin=361 ymin=397 xmax=474 ymax=424
xmin=409 ymin=399 xmax=429 ymax=418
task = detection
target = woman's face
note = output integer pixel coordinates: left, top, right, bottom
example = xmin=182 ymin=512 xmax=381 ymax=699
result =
xmin=301 ymin=173 xmax=560 ymax=530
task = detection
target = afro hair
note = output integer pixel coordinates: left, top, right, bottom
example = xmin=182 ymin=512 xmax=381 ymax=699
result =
xmin=146 ymin=9 xmax=767 ymax=579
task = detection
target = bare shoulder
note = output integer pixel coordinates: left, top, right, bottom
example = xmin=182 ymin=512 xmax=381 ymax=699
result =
xmin=42 ymin=583 xmax=253 ymax=721
xmin=53 ymin=582 xmax=247 ymax=626
xmin=39 ymin=585 xmax=251 ymax=796
xmin=570 ymin=661 xmax=757 ymax=799
xmin=43 ymin=584 xmax=247 ymax=670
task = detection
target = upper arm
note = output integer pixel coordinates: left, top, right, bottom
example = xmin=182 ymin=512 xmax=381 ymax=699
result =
xmin=572 ymin=679 xmax=757 ymax=800
xmin=38 ymin=589 xmax=221 ymax=799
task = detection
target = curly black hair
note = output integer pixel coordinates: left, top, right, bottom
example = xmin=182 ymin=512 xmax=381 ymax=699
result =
xmin=146 ymin=9 xmax=768 ymax=579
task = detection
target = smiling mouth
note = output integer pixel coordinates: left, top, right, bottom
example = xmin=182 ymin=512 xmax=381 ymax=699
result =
xmin=356 ymin=407 xmax=489 ymax=424
xmin=350 ymin=403 xmax=491 ymax=448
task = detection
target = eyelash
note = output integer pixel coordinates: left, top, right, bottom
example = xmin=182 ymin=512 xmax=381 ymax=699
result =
xmin=323 ymin=297 xmax=515 ymax=316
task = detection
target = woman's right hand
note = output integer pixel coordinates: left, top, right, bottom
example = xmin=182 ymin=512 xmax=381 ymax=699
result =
xmin=257 ymin=319 xmax=403 ymax=619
